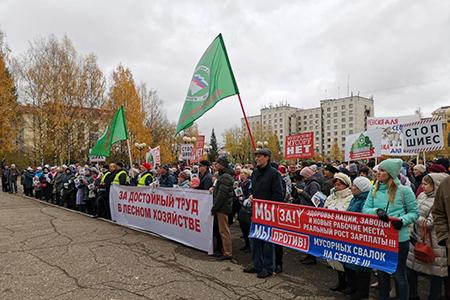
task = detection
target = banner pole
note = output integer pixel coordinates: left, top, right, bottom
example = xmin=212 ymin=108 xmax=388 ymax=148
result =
xmin=237 ymin=93 xmax=256 ymax=151
xmin=126 ymin=139 xmax=133 ymax=168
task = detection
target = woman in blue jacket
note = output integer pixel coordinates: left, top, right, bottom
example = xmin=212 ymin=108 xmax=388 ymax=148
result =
xmin=362 ymin=159 xmax=419 ymax=300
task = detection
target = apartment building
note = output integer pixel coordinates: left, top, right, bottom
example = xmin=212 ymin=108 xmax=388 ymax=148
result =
xmin=241 ymin=96 xmax=374 ymax=157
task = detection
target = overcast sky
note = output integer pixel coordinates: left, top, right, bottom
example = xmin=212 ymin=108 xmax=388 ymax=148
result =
xmin=1 ymin=0 xmax=449 ymax=142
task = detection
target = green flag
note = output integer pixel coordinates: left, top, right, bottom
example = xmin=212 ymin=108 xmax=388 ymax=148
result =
xmin=176 ymin=34 xmax=239 ymax=134
xmin=90 ymin=106 xmax=128 ymax=157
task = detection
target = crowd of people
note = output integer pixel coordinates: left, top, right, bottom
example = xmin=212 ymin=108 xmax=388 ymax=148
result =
xmin=1 ymin=154 xmax=450 ymax=300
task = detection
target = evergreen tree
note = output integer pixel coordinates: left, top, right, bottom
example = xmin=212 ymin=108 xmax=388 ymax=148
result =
xmin=208 ymin=128 xmax=219 ymax=162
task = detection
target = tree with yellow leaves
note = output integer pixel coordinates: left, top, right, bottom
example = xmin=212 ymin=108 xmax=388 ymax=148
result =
xmin=107 ymin=65 xmax=151 ymax=162
xmin=0 ymin=31 xmax=18 ymax=158
xmin=330 ymin=141 xmax=343 ymax=162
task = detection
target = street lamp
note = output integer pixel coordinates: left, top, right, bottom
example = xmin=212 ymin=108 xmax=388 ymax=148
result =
xmin=134 ymin=142 xmax=147 ymax=164
xmin=256 ymin=140 xmax=268 ymax=150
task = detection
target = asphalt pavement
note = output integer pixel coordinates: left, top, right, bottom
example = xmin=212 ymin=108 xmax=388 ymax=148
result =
xmin=0 ymin=190 xmax=366 ymax=299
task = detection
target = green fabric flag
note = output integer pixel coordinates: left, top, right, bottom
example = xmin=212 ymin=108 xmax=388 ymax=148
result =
xmin=176 ymin=34 xmax=239 ymax=134
xmin=90 ymin=106 xmax=128 ymax=157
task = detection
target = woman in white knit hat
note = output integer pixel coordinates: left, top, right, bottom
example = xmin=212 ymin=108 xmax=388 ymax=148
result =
xmin=324 ymin=172 xmax=354 ymax=292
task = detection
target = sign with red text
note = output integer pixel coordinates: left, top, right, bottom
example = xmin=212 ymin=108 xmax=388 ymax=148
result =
xmin=193 ymin=135 xmax=205 ymax=163
xmin=249 ymin=199 xmax=399 ymax=274
xmin=367 ymin=115 xmax=420 ymax=156
xmin=179 ymin=144 xmax=194 ymax=160
xmin=110 ymin=185 xmax=214 ymax=254
xmin=284 ymin=132 xmax=314 ymax=159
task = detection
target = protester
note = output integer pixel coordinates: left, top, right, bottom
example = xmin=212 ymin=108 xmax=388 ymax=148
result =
xmin=158 ymin=164 xmax=176 ymax=187
xmin=40 ymin=167 xmax=53 ymax=201
xmin=196 ymin=160 xmax=213 ymax=190
xmin=363 ymin=158 xmax=419 ymax=300
xmin=406 ymin=173 xmax=449 ymax=300
xmin=324 ymin=172 xmax=353 ymax=292
xmin=323 ymin=164 xmax=339 ymax=196
xmin=278 ymin=165 xmax=292 ymax=202
xmin=137 ymin=163 xmax=154 ymax=187
xmin=8 ymin=164 xmax=20 ymax=193
xmin=23 ymin=167 xmax=35 ymax=197
xmin=1 ymin=165 xmax=9 ymax=192
xmin=211 ymin=156 xmax=235 ymax=261
xmin=177 ymin=170 xmax=192 ymax=188
xmin=295 ymin=166 xmax=323 ymax=206
xmin=244 ymin=148 xmax=284 ymax=278
xmin=413 ymin=164 xmax=427 ymax=197
xmin=237 ymin=168 xmax=253 ymax=252
xmin=344 ymin=176 xmax=372 ymax=299
xmin=53 ymin=167 xmax=65 ymax=205
xmin=96 ymin=164 xmax=113 ymax=218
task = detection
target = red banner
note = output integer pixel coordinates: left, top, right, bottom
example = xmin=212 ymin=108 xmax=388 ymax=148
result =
xmin=284 ymin=132 xmax=314 ymax=159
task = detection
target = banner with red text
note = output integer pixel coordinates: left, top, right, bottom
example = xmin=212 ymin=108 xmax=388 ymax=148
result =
xmin=284 ymin=132 xmax=314 ymax=159
xmin=110 ymin=185 xmax=214 ymax=254
xmin=249 ymin=199 xmax=399 ymax=274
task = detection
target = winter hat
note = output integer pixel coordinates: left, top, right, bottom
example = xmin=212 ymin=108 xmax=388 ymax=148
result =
xmin=413 ymin=164 xmax=426 ymax=174
xmin=215 ymin=156 xmax=230 ymax=168
xmin=429 ymin=163 xmax=446 ymax=173
xmin=353 ymin=176 xmax=372 ymax=193
xmin=142 ymin=163 xmax=152 ymax=171
xmin=373 ymin=165 xmax=379 ymax=172
xmin=333 ymin=172 xmax=352 ymax=187
xmin=278 ymin=165 xmax=287 ymax=175
xmin=325 ymin=164 xmax=339 ymax=174
xmin=309 ymin=164 xmax=318 ymax=172
xmin=348 ymin=163 xmax=358 ymax=174
xmin=379 ymin=158 xmax=403 ymax=186
xmin=436 ymin=158 xmax=450 ymax=171
xmin=300 ymin=167 xmax=314 ymax=179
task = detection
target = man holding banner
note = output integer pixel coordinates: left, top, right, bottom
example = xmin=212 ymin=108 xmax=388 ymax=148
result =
xmin=244 ymin=148 xmax=284 ymax=278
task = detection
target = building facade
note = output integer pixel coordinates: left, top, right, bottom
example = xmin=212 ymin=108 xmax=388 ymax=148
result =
xmin=242 ymin=96 xmax=374 ymax=158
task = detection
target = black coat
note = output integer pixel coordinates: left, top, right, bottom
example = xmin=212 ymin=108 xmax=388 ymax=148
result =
xmin=196 ymin=171 xmax=213 ymax=191
xmin=212 ymin=168 xmax=234 ymax=215
xmin=251 ymin=163 xmax=284 ymax=202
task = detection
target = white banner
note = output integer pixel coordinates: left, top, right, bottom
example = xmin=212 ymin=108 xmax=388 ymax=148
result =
xmin=402 ymin=119 xmax=444 ymax=153
xmin=344 ymin=129 xmax=382 ymax=161
xmin=110 ymin=185 xmax=214 ymax=254
xmin=146 ymin=146 xmax=161 ymax=167
xmin=367 ymin=115 xmax=420 ymax=156
xmin=179 ymin=144 xmax=194 ymax=160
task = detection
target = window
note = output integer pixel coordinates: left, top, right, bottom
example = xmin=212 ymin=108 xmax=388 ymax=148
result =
xmin=349 ymin=104 xmax=353 ymax=108
xmin=333 ymin=112 xmax=338 ymax=117
xmin=315 ymin=114 xmax=319 ymax=118
xmin=334 ymin=106 xmax=337 ymax=111
xmin=279 ymin=118 xmax=282 ymax=122
xmin=274 ymin=119 xmax=277 ymax=123
xmin=309 ymin=120 xmax=313 ymax=124
xmin=309 ymin=126 xmax=313 ymax=130
xmin=349 ymin=110 xmax=353 ymax=114
xmin=349 ymin=123 xmax=353 ymax=128
xmin=341 ymin=105 xmax=345 ymax=109
xmin=327 ymin=132 xmax=331 ymax=136
xmin=334 ymin=131 xmax=338 ymax=136
xmin=309 ymin=115 xmax=313 ymax=119
xmin=327 ymin=138 xmax=331 ymax=142
xmin=327 ymin=120 xmax=331 ymax=124
xmin=327 ymin=107 xmax=331 ymax=112
xmin=349 ymin=117 xmax=353 ymax=121
xmin=334 ymin=119 xmax=337 ymax=123
xmin=341 ymin=118 xmax=346 ymax=122
xmin=342 ymin=111 xmax=346 ymax=115
xmin=304 ymin=116 xmax=307 ymax=120
xmin=274 ymin=124 xmax=278 ymax=128
xmin=342 ymin=130 xmax=346 ymax=135
xmin=327 ymin=113 xmax=331 ymax=118
xmin=274 ymin=113 xmax=277 ymax=117
xmin=280 ymin=129 xmax=283 ymax=133
xmin=304 ymin=121 xmax=307 ymax=125
xmin=341 ymin=124 xmax=345 ymax=128
xmin=334 ymin=125 xmax=338 ymax=129
xmin=349 ymin=130 xmax=353 ymax=134
xmin=263 ymin=115 xmax=266 ymax=119
xmin=327 ymin=126 xmax=330 ymax=130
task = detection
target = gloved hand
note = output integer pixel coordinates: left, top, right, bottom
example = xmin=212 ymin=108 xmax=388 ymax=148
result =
xmin=392 ymin=219 xmax=403 ymax=230
xmin=438 ymin=239 xmax=447 ymax=247
xmin=376 ymin=209 xmax=390 ymax=222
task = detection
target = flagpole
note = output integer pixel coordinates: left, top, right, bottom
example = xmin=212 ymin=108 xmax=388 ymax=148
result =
xmin=126 ymin=139 xmax=133 ymax=168
xmin=237 ymin=93 xmax=256 ymax=151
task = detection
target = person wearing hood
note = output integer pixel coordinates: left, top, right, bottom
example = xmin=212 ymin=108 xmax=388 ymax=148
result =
xmin=324 ymin=172 xmax=354 ymax=293
xmin=413 ymin=164 xmax=427 ymax=198
xmin=53 ymin=167 xmax=65 ymax=205
xmin=177 ymin=170 xmax=191 ymax=188
xmin=295 ymin=166 xmax=324 ymax=206
xmin=211 ymin=156 xmax=235 ymax=261
xmin=344 ymin=176 xmax=373 ymax=300
xmin=406 ymin=173 xmax=449 ymax=300
xmin=363 ymin=159 xmax=419 ymax=300
xmin=23 ymin=167 xmax=35 ymax=197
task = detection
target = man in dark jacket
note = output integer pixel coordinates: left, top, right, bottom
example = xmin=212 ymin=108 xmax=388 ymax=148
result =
xmin=158 ymin=164 xmax=176 ymax=187
xmin=244 ymin=148 xmax=284 ymax=278
xmin=212 ymin=156 xmax=235 ymax=260
xmin=23 ymin=167 xmax=35 ymax=197
xmin=322 ymin=164 xmax=339 ymax=196
xmin=196 ymin=160 xmax=213 ymax=191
